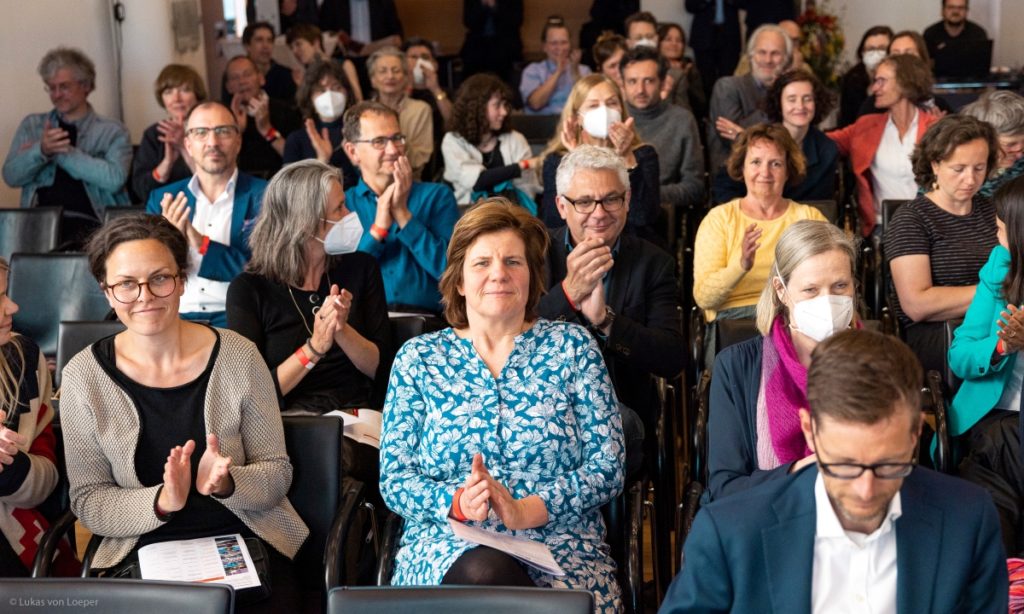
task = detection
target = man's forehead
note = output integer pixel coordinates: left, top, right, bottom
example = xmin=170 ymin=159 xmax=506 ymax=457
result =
xmin=359 ymin=113 xmax=399 ymax=136
xmin=188 ymin=106 xmax=234 ymax=128
xmin=754 ymin=31 xmax=786 ymax=51
xmin=226 ymin=58 xmax=257 ymax=76
xmin=623 ymin=60 xmax=659 ymax=78
xmin=567 ymin=168 xmax=626 ymax=193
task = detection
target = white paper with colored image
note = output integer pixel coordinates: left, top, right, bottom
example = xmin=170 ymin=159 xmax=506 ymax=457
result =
xmin=137 ymin=533 xmax=261 ymax=590
xmin=448 ymin=518 xmax=565 ymax=576
xmin=325 ymin=408 xmax=382 ymax=449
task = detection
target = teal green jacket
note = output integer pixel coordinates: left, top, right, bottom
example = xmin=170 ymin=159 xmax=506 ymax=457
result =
xmin=949 ymin=244 xmax=1016 ymax=437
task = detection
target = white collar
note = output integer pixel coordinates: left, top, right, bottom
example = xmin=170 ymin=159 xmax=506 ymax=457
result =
xmin=814 ymin=471 xmax=902 ymax=545
xmin=187 ymin=167 xmax=239 ymax=204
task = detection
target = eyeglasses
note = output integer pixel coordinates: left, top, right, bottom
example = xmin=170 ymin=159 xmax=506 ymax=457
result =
xmin=44 ymin=81 xmax=84 ymax=95
xmin=104 ymin=273 xmax=180 ymax=303
xmin=872 ymin=76 xmax=890 ymax=88
xmin=350 ymin=134 xmax=406 ymax=150
xmin=812 ymin=428 xmax=917 ymax=480
xmin=185 ymin=125 xmax=240 ymax=140
xmin=561 ymin=193 xmax=627 ymax=214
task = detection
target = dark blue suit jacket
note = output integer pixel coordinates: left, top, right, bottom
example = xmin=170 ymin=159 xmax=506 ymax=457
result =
xmin=662 ymin=466 xmax=1008 ymax=614
xmin=145 ymin=172 xmax=267 ymax=283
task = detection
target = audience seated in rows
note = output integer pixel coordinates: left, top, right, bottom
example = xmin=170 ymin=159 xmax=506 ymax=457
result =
xmin=287 ymin=23 xmax=364 ymax=104
xmin=949 ymin=175 xmax=1024 ymax=559
xmin=837 ymin=25 xmax=893 ymax=129
xmin=2 ymin=47 xmax=131 ymax=249
xmin=663 ymin=329 xmax=1008 ymax=612
xmin=379 ymin=200 xmax=624 ymax=613
xmin=341 ymin=102 xmax=457 ymax=314
xmin=132 ymin=64 xmax=205 ymax=202
xmin=856 ymin=31 xmax=954 ymax=119
xmin=61 ymin=215 xmax=309 ymax=611
xmin=713 ymin=69 xmax=838 ymax=204
xmin=282 ymin=59 xmax=359 ymax=189
xmin=886 ymin=114 xmax=997 ymax=372
xmin=540 ymin=75 xmax=661 ymax=247
xmin=963 ymin=90 xmax=1024 ymax=199
xmin=146 ymin=102 xmax=267 ymax=327
xmin=707 ymin=24 xmax=790 ymax=173
xmin=0 ymin=258 xmax=78 ymax=578
xmin=538 ymin=145 xmax=686 ymax=477
xmin=707 ymin=220 xmax=855 ymax=501
xmin=441 ymin=74 xmax=540 ymax=207
xmin=827 ymin=54 xmax=939 ymax=236
xmin=621 ymin=48 xmax=705 ymax=212
xmin=367 ymin=47 xmax=433 ymax=180
xmin=656 ymin=22 xmax=706 ymax=117
xmin=520 ymin=16 xmax=592 ymax=116
xmin=693 ymin=124 xmax=827 ymax=330
xmin=224 ymin=55 xmax=302 ymax=178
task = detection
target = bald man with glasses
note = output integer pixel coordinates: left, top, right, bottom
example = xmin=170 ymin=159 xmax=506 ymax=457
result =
xmin=661 ymin=329 xmax=1007 ymax=614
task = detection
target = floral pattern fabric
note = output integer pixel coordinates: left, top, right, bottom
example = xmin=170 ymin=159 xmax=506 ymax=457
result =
xmin=380 ymin=319 xmax=625 ymax=612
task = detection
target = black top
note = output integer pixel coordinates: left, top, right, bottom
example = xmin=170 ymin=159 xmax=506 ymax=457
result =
xmin=131 ymin=123 xmax=193 ymax=203
xmin=472 ymin=145 xmax=522 ymax=193
xmin=0 ymin=337 xmax=42 ymax=496
xmin=35 ymin=117 xmax=93 ymax=219
xmin=226 ymin=253 xmax=392 ymax=412
xmin=238 ymin=98 xmax=302 ymax=178
xmin=282 ymin=117 xmax=359 ymax=189
xmin=923 ymin=20 xmax=989 ymax=78
xmin=93 ymin=330 xmax=248 ymax=547
xmin=838 ymin=63 xmax=870 ymax=129
xmin=885 ymin=193 xmax=997 ymax=325
xmin=264 ymin=61 xmax=299 ymax=105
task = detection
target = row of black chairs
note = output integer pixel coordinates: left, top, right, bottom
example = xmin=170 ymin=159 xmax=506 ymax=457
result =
xmin=0 ymin=206 xmax=147 ymax=260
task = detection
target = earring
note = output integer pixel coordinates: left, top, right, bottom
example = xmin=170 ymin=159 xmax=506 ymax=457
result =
xmin=932 ymin=180 xmax=939 ymax=191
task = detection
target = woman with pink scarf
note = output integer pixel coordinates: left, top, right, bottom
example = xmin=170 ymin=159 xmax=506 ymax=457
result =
xmin=706 ymin=220 xmax=858 ymax=501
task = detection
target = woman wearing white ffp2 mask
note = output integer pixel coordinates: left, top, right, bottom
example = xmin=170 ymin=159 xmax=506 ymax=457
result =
xmin=705 ymin=220 xmax=858 ymax=502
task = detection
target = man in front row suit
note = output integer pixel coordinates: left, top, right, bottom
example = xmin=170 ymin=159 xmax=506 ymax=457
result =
xmin=538 ymin=145 xmax=686 ymax=479
xmin=661 ymin=329 xmax=1008 ymax=613
xmin=146 ymin=102 xmax=267 ymax=327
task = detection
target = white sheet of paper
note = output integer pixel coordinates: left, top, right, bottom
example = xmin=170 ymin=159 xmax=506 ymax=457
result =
xmin=137 ymin=533 xmax=261 ymax=590
xmin=324 ymin=408 xmax=383 ymax=449
xmin=448 ymin=519 xmax=565 ymax=576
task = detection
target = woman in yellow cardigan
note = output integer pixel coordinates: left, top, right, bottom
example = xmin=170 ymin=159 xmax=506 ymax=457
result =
xmin=694 ymin=124 xmax=827 ymax=329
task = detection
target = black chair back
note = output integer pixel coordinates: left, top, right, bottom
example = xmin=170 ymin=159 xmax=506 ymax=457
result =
xmin=9 ymin=253 xmax=111 ymax=355
xmin=328 ymin=586 xmax=594 ymax=614
xmin=282 ymin=415 xmax=344 ymax=589
xmin=880 ymin=199 xmax=910 ymax=233
xmin=802 ymin=199 xmax=839 ymax=226
xmin=0 ymin=207 xmax=61 ymax=259
xmin=102 ymin=205 xmax=147 ymax=225
xmin=0 ymin=578 xmax=233 ymax=613
xmin=508 ymin=113 xmax=560 ymax=143
xmin=943 ymin=318 xmax=964 ymax=396
xmin=715 ymin=318 xmax=758 ymax=353
xmin=55 ymin=320 xmax=126 ymax=389
xmin=390 ymin=315 xmax=427 ymax=350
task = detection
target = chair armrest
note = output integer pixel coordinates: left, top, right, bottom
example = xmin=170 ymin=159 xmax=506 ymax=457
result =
xmin=925 ymin=370 xmax=953 ymax=474
xmin=80 ymin=533 xmax=103 ymax=577
xmin=325 ymin=479 xmax=366 ymax=591
xmin=31 ymin=508 xmax=77 ymax=577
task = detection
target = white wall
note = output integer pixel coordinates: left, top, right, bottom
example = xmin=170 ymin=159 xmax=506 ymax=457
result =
xmin=0 ymin=0 xmax=206 ymax=207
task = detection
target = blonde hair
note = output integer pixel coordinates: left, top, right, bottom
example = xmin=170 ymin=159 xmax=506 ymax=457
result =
xmin=543 ymin=73 xmax=642 ymax=156
xmin=0 ymin=258 xmax=24 ymax=418
xmin=755 ymin=220 xmax=857 ymax=335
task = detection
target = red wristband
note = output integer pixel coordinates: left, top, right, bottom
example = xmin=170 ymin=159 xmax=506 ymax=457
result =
xmin=561 ymin=280 xmax=581 ymax=312
xmin=997 ymin=339 xmax=1008 ymax=356
xmin=151 ymin=167 xmax=166 ymax=183
xmin=519 ymin=158 xmax=530 ymax=171
xmin=294 ymin=347 xmax=315 ymax=370
xmin=451 ymin=487 xmax=467 ymax=522
xmin=370 ymin=223 xmax=389 ymax=241
xmin=263 ymin=126 xmax=279 ymax=142
xmin=198 ymin=235 xmax=211 ymax=255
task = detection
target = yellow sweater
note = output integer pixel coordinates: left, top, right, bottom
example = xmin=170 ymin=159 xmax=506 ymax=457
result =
xmin=693 ymin=199 xmax=828 ymax=320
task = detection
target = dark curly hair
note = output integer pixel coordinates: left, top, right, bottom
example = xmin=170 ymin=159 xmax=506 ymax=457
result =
xmin=295 ymin=59 xmax=354 ymax=120
xmin=762 ymin=69 xmax=835 ymax=126
xmin=911 ymin=114 xmax=998 ymax=189
xmin=448 ymin=74 xmax=514 ymax=145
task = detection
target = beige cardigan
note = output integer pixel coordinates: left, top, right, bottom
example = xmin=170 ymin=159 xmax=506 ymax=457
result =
xmin=60 ymin=328 xmax=309 ymax=569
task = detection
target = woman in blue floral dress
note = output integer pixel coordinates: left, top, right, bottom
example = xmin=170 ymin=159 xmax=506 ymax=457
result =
xmin=380 ymin=199 xmax=625 ymax=612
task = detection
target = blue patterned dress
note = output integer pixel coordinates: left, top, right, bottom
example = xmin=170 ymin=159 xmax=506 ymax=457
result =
xmin=380 ymin=319 xmax=625 ymax=612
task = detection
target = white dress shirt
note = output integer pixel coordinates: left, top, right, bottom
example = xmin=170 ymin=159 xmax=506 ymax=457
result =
xmin=179 ymin=169 xmax=237 ymax=315
xmin=812 ymin=472 xmax=901 ymax=614
xmin=870 ymin=109 xmax=919 ymax=223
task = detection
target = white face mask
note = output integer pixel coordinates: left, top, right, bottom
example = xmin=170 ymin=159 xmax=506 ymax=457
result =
xmin=632 ymin=37 xmax=657 ymax=49
xmin=778 ymin=273 xmax=854 ymax=342
xmin=862 ymin=49 xmax=887 ymax=72
xmin=313 ymin=90 xmax=346 ymax=122
xmin=581 ymin=105 xmax=621 ymax=139
xmin=317 ymin=211 xmax=363 ymax=254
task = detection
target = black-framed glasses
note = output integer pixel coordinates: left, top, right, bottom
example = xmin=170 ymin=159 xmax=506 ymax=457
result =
xmin=185 ymin=125 xmax=240 ymax=140
xmin=812 ymin=428 xmax=917 ymax=480
xmin=104 ymin=273 xmax=180 ymax=304
xmin=351 ymin=134 xmax=406 ymax=150
xmin=561 ymin=193 xmax=626 ymax=214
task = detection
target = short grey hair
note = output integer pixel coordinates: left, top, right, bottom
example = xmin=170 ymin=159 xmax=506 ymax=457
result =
xmin=555 ymin=145 xmax=629 ymax=196
xmin=960 ymin=90 xmax=1024 ymax=137
xmin=755 ymin=220 xmax=857 ymax=336
xmin=367 ymin=46 xmax=407 ymax=78
xmin=38 ymin=47 xmax=96 ymax=90
xmin=246 ymin=159 xmax=344 ymax=287
xmin=747 ymin=24 xmax=793 ymax=62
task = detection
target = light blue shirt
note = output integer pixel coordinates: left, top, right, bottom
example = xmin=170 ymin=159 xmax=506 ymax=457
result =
xmin=519 ymin=60 xmax=592 ymax=116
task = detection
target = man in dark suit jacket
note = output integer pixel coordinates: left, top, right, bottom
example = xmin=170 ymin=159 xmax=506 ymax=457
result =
xmin=146 ymin=102 xmax=267 ymax=327
xmin=662 ymin=329 xmax=1008 ymax=614
xmin=685 ymin=0 xmax=741 ymax=99
xmin=319 ymin=0 xmax=403 ymax=53
xmin=538 ymin=145 xmax=686 ymax=477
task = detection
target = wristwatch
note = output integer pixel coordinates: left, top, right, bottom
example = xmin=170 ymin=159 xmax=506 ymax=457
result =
xmin=595 ymin=306 xmax=616 ymax=331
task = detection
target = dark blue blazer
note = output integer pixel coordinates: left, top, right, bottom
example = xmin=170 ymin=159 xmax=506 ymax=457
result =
xmin=662 ymin=466 xmax=1008 ymax=614
xmin=145 ymin=172 xmax=267 ymax=283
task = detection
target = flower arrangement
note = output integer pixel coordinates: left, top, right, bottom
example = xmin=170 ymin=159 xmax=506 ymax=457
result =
xmin=797 ymin=0 xmax=845 ymax=88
